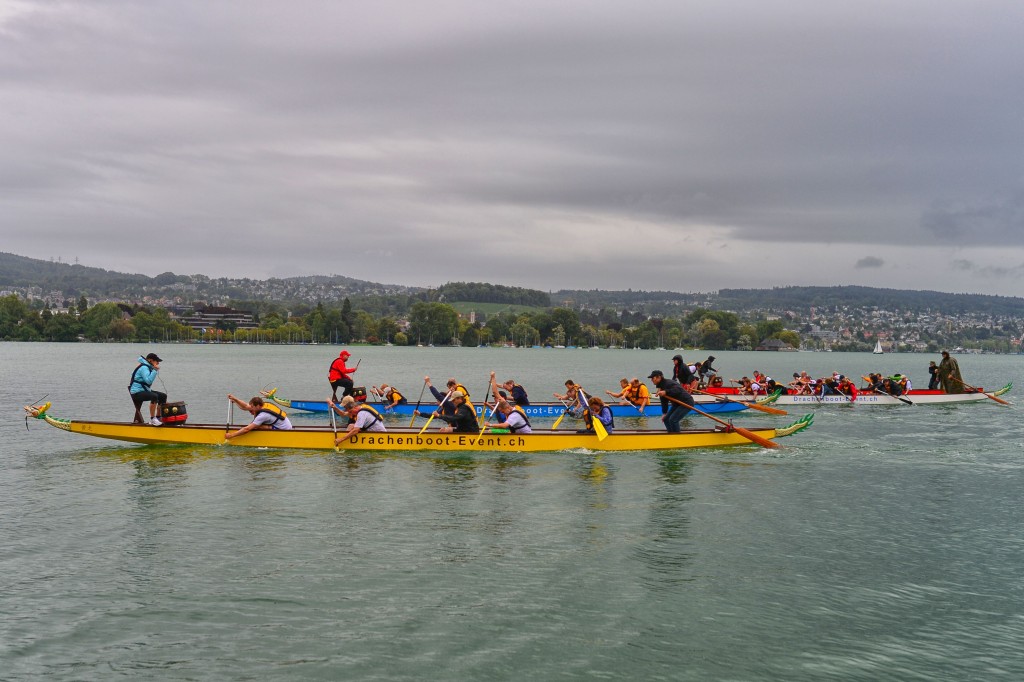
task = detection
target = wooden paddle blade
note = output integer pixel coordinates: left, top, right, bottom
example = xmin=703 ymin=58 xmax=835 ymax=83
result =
xmin=744 ymin=401 xmax=788 ymax=416
xmin=552 ymin=411 xmax=567 ymax=430
xmin=981 ymin=392 xmax=1011 ymax=406
xmin=418 ymin=414 xmax=436 ymax=434
xmin=957 ymin=380 xmax=1012 ymax=405
xmin=732 ymin=425 xmax=780 ymax=449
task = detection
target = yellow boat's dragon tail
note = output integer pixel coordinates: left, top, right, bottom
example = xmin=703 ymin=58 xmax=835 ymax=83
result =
xmin=774 ymin=413 xmax=813 ymax=439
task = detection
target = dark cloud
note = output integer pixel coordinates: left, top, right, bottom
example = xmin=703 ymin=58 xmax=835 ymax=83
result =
xmin=2 ymin=1 xmax=1024 ymax=294
xmin=856 ymin=257 xmax=885 ymax=269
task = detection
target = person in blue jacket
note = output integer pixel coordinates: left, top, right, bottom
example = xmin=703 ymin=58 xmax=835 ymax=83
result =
xmin=129 ymin=352 xmax=167 ymax=425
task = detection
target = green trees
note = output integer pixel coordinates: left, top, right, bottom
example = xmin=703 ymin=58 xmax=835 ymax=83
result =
xmin=408 ymin=302 xmax=459 ymax=345
xmin=0 ymin=295 xmax=37 ymax=339
xmin=0 ymin=290 xmax=815 ymax=350
xmin=80 ymin=303 xmax=127 ymax=341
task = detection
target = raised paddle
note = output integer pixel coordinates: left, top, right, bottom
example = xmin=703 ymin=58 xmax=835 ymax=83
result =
xmin=410 ymin=378 xmax=429 ymax=427
xmin=692 ymin=388 xmax=788 ymax=416
xmin=577 ymin=388 xmax=609 ymax=441
xmin=478 ymin=373 xmax=498 ymax=427
xmin=471 ymin=400 xmax=502 ymax=446
xmin=861 ymin=376 xmax=913 ymax=405
xmin=418 ymin=389 xmax=453 ymax=434
xmin=662 ymin=394 xmax=779 ymax=449
xmin=950 ymin=377 xmax=1012 ymax=406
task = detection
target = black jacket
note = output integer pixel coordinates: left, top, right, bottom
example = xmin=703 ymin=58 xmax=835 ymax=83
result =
xmin=438 ymin=403 xmax=479 ymax=432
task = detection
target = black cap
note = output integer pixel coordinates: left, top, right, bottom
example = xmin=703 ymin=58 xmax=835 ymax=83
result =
xmin=146 ymin=353 xmax=162 ymax=362
xmin=707 ymin=356 xmax=716 ymax=361
xmin=648 ymin=370 xmax=663 ymax=378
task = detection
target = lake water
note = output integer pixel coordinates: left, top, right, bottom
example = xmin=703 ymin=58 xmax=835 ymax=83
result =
xmin=2 ymin=343 xmax=1023 ymax=680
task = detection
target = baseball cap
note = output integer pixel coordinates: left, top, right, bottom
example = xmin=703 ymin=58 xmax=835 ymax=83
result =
xmin=647 ymin=370 xmax=663 ymax=378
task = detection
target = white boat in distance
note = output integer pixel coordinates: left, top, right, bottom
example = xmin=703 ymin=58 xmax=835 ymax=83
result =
xmin=873 ymin=339 xmax=883 ymax=354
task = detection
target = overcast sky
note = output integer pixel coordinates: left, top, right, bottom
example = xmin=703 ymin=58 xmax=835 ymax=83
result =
xmin=3 ymin=1 xmax=1024 ymax=296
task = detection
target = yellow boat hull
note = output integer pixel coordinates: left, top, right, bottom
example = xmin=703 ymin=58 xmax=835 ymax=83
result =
xmin=42 ymin=415 xmax=811 ymax=452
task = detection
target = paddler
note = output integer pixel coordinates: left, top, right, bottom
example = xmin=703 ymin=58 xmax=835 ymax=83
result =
xmin=226 ymin=394 xmax=293 ymax=439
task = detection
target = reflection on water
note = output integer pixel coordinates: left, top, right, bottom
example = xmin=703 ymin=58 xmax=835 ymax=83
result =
xmin=634 ymin=457 xmax=696 ymax=589
xmin=6 ymin=345 xmax=1024 ymax=680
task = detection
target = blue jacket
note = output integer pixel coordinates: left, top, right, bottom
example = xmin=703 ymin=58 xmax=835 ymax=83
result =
xmin=129 ymin=356 xmax=159 ymax=394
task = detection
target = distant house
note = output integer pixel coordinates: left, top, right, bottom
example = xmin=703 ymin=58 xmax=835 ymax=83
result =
xmin=755 ymin=338 xmax=797 ymax=352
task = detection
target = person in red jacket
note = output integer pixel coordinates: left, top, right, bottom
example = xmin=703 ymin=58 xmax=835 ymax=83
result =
xmin=837 ymin=375 xmax=858 ymax=401
xmin=328 ymin=350 xmax=358 ymax=401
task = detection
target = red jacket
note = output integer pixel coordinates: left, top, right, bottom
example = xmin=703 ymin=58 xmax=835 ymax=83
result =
xmin=328 ymin=352 xmax=355 ymax=381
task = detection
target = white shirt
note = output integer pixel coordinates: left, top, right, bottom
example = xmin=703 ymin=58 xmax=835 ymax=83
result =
xmin=353 ymin=408 xmax=386 ymax=432
xmin=504 ymin=410 xmax=532 ymax=434
xmin=252 ymin=410 xmax=293 ymax=430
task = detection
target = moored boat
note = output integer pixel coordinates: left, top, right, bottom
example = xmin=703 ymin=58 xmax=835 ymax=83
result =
xmin=262 ymin=388 xmax=748 ymax=417
xmin=751 ymin=384 xmax=1012 ymax=406
xmin=24 ymin=403 xmax=812 ymax=453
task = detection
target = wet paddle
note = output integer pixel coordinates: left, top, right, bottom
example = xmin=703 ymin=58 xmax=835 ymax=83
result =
xmin=329 ymin=399 xmax=339 ymax=451
xmin=551 ymin=399 xmax=573 ymax=430
xmin=662 ymin=395 xmax=779 ymax=449
xmin=577 ymin=388 xmax=608 ymax=441
xmin=692 ymin=388 xmax=788 ymax=415
xmin=410 ymin=378 xmax=429 ymax=427
xmin=861 ymin=376 xmax=913 ymax=405
xmin=418 ymin=390 xmax=453 ymax=434
xmin=950 ymin=377 xmax=1011 ymax=406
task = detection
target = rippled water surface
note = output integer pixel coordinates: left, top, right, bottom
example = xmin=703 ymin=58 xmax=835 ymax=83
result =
xmin=2 ymin=343 xmax=1023 ymax=680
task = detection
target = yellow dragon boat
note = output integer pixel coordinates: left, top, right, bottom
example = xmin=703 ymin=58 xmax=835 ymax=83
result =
xmin=24 ymin=403 xmax=812 ymax=453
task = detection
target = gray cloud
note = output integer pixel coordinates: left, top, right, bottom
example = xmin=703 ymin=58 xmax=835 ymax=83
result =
xmin=855 ymin=257 xmax=885 ymax=269
xmin=2 ymin=1 xmax=1024 ymax=295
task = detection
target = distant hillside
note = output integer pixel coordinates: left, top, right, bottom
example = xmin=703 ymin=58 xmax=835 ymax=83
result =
xmin=0 ymin=252 xmax=417 ymax=300
xmin=715 ymin=286 xmax=1024 ymax=317
xmin=0 ymin=252 xmax=154 ymax=295
xmin=435 ymin=282 xmax=550 ymax=307
xmin=4 ymin=251 xmax=1024 ymax=320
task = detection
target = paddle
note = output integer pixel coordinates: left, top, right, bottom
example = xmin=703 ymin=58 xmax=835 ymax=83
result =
xmin=577 ymin=388 xmax=608 ymax=441
xmin=607 ymin=387 xmax=647 ymax=415
xmin=418 ymin=389 xmax=453 ymax=434
xmin=480 ymin=373 xmax=498 ymax=427
xmin=471 ymin=399 xmax=502 ymax=446
xmin=371 ymin=387 xmax=394 ymax=412
xmin=861 ymin=376 xmax=913 ymax=405
xmin=329 ymin=398 xmax=339 ymax=451
xmin=551 ymin=399 xmax=573 ymax=430
xmin=950 ymin=377 xmax=1012 ymax=406
xmin=662 ymin=394 xmax=779 ymax=449
xmin=410 ymin=378 xmax=429 ymax=427
xmin=692 ymin=388 xmax=788 ymax=415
